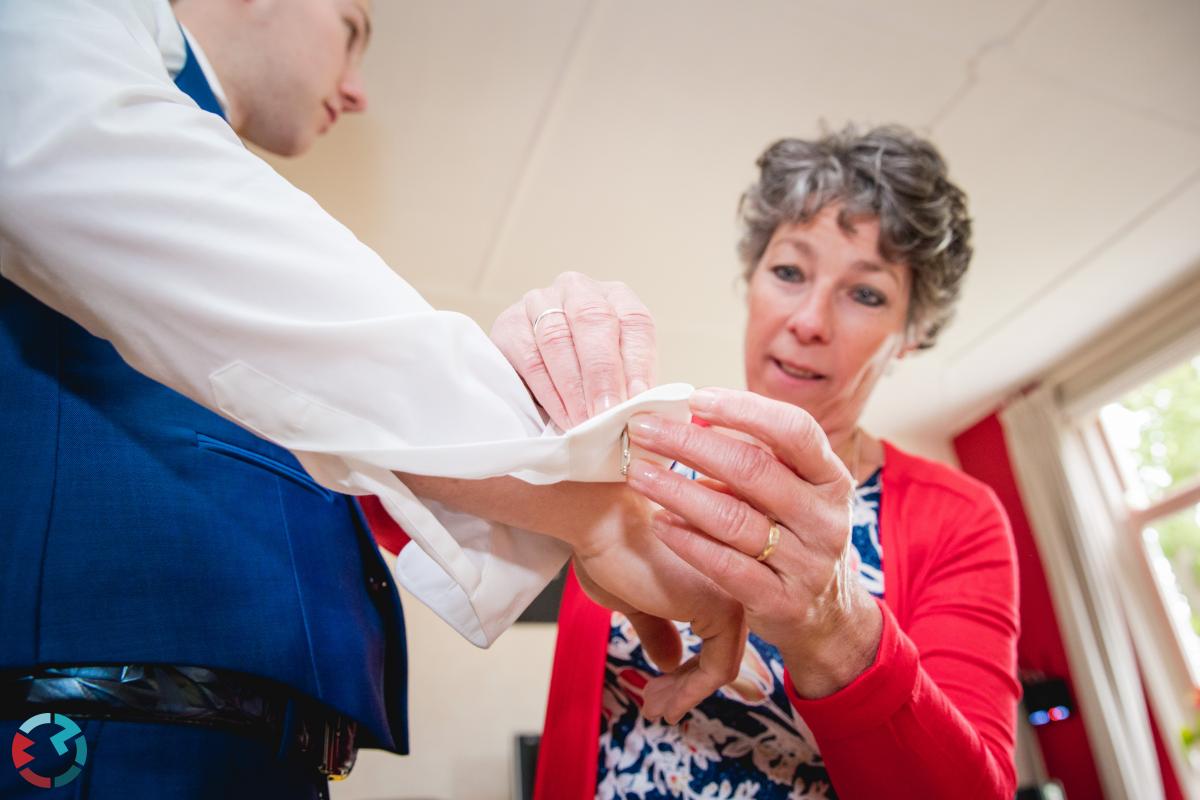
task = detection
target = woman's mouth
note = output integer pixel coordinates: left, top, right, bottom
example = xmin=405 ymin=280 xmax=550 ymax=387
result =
xmin=772 ymin=358 xmax=827 ymax=381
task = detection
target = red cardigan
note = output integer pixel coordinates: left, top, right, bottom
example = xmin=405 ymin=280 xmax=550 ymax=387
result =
xmin=533 ymin=441 xmax=1021 ymax=799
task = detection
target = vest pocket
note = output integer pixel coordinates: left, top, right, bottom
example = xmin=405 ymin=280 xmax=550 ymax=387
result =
xmin=195 ymin=432 xmax=335 ymax=501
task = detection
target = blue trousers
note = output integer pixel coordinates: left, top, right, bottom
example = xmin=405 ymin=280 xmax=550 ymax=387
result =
xmin=1 ymin=717 xmax=327 ymax=799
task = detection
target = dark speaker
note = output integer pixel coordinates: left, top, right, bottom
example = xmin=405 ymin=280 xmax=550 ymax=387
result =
xmin=1016 ymin=780 xmax=1066 ymax=799
xmin=1021 ymin=676 xmax=1074 ymax=727
xmin=512 ymin=733 xmax=540 ymax=800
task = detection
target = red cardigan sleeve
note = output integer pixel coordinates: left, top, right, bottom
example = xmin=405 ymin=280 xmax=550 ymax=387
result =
xmin=358 ymin=494 xmax=411 ymax=554
xmin=784 ymin=482 xmax=1020 ymax=799
xmin=533 ymin=563 xmax=612 ymax=800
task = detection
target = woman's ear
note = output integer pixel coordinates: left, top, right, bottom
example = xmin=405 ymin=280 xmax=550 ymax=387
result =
xmin=898 ymin=320 xmax=923 ymax=360
xmin=883 ymin=333 xmax=914 ymax=377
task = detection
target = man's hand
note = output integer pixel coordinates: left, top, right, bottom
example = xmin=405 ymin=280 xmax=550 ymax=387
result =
xmin=490 ymin=271 xmax=657 ymax=430
xmin=572 ymin=560 xmax=685 ymax=674
xmin=568 ymin=493 xmax=746 ymax=723
xmin=397 ymin=472 xmax=745 ymax=722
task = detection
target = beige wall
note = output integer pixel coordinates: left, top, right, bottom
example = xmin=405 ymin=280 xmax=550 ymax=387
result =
xmin=285 ymin=2 xmax=1200 ymax=791
xmin=266 ymin=0 xmax=1200 ymax=455
xmin=333 ymin=550 xmax=556 ymax=800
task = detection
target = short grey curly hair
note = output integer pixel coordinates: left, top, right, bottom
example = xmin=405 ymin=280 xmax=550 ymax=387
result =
xmin=737 ymin=125 xmax=972 ymax=349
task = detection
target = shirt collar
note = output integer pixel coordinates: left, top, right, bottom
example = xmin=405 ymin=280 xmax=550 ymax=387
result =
xmin=154 ymin=1 xmax=230 ymax=113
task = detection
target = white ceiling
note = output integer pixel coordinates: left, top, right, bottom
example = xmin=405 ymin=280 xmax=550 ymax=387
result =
xmin=268 ymin=0 xmax=1200 ymax=459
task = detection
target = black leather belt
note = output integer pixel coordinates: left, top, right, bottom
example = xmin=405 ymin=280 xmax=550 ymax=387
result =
xmin=0 ymin=665 xmax=358 ymax=781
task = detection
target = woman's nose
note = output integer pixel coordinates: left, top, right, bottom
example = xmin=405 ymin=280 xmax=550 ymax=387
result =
xmin=786 ymin=290 xmax=834 ymax=345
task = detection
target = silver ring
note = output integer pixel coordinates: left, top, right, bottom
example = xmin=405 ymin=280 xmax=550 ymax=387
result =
xmin=532 ymin=307 xmax=567 ymax=336
xmin=619 ymin=428 xmax=631 ymax=477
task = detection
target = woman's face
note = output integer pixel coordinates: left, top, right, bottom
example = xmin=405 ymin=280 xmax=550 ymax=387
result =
xmin=743 ymin=205 xmax=913 ymax=439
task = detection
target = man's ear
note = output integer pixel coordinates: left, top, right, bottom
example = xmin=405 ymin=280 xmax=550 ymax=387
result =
xmin=240 ymin=0 xmax=279 ymax=19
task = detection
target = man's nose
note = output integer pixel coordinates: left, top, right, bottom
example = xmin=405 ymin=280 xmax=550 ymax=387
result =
xmin=338 ymin=65 xmax=368 ymax=114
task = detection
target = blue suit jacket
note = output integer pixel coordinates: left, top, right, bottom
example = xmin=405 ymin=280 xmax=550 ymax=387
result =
xmin=0 ymin=51 xmax=408 ymax=753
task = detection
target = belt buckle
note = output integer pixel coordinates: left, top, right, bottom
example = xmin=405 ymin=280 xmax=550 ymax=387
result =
xmin=317 ymin=716 xmax=358 ymax=780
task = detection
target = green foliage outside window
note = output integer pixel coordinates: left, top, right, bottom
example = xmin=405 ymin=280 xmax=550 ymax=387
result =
xmin=1117 ymin=355 xmax=1200 ymax=633
xmin=1119 ymin=356 xmax=1200 ymax=502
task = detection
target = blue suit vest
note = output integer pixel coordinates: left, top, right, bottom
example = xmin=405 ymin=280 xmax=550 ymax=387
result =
xmin=0 ymin=56 xmax=408 ymax=753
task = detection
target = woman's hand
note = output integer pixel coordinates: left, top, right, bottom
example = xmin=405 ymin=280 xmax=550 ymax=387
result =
xmin=490 ymin=271 xmax=657 ymax=430
xmin=623 ymin=387 xmax=883 ymax=699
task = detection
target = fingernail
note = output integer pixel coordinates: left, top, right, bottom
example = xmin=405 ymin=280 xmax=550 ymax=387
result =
xmin=629 ymin=379 xmax=649 ymax=397
xmin=628 ymin=413 xmax=662 ymax=440
xmin=690 ymin=388 xmax=718 ymax=413
xmin=628 ymin=458 xmax=660 ymax=485
xmin=594 ymin=393 xmax=620 ymax=414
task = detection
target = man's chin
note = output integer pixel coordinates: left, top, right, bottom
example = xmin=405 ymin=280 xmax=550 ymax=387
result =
xmin=243 ymin=125 xmax=316 ymax=159
xmin=272 ymin=132 xmax=317 ymax=159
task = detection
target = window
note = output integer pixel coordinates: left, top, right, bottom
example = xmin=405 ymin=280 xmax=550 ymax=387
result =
xmin=1003 ymin=275 xmax=1200 ymax=794
xmin=1097 ymin=353 xmax=1200 ymax=681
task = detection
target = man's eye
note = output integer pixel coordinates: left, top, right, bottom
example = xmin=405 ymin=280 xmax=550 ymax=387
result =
xmin=770 ymin=265 xmax=803 ymax=283
xmin=852 ymin=286 xmax=886 ymax=307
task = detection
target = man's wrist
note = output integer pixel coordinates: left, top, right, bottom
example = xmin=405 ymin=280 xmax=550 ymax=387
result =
xmin=569 ymin=485 xmax=649 ymax=560
xmin=394 ymin=471 xmax=643 ymax=554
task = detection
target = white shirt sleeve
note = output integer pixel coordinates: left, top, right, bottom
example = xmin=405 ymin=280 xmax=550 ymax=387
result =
xmin=0 ymin=0 xmax=693 ymax=647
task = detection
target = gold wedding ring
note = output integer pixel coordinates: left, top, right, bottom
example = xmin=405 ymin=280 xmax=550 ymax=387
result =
xmin=756 ymin=519 xmax=781 ymax=562
xmin=619 ymin=428 xmax=631 ymax=477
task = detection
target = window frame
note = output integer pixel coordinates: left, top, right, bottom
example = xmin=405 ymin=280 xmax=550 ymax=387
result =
xmin=1085 ymin=410 xmax=1200 ymax=688
xmin=1032 ymin=271 xmax=1200 ymax=791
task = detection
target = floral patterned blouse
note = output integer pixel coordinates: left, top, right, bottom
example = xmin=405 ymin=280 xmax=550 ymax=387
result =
xmin=596 ymin=465 xmax=884 ymax=799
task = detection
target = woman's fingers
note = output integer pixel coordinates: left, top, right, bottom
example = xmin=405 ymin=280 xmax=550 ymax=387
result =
xmin=491 ymin=272 xmax=659 ymax=430
xmin=556 ymin=273 xmax=627 ymax=417
xmin=489 ymin=300 xmax=573 ymax=430
xmin=627 ymin=457 xmax=784 ymax=560
xmin=689 ymin=387 xmax=850 ymax=490
xmin=602 ymin=281 xmax=657 ymax=397
xmin=525 ymin=287 xmax=589 ymax=428
xmin=627 ymin=415 xmax=824 ymax=537
xmin=650 ymin=514 xmax=772 ymax=609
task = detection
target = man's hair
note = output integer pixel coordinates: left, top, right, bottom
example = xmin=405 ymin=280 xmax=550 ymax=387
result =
xmin=737 ymin=124 xmax=973 ymax=349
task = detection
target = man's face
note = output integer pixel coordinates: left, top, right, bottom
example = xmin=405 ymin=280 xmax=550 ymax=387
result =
xmin=240 ymin=0 xmax=372 ymax=156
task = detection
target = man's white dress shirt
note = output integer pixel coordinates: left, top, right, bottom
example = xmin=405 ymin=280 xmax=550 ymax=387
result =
xmin=0 ymin=0 xmax=691 ymax=647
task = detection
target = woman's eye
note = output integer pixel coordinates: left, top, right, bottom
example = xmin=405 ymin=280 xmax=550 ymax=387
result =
xmin=344 ymin=20 xmax=358 ymax=50
xmin=852 ymin=286 xmax=886 ymax=307
xmin=770 ymin=265 xmax=803 ymax=283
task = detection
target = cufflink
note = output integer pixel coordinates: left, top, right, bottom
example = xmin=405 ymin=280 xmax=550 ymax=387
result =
xmin=619 ymin=428 xmax=631 ymax=477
